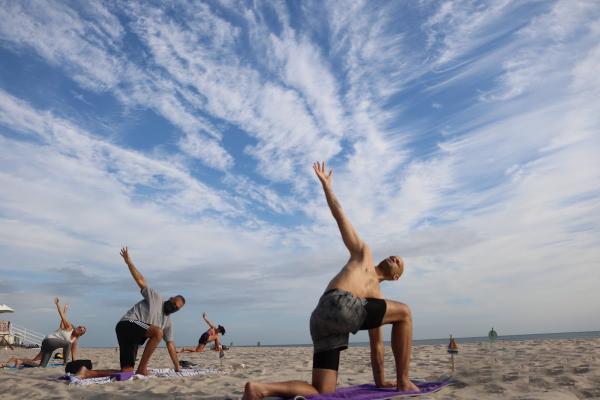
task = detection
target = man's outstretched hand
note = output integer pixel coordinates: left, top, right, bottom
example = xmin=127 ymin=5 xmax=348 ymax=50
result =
xmin=120 ymin=246 xmax=131 ymax=264
xmin=53 ymin=297 xmax=60 ymax=306
xmin=313 ymin=161 xmax=333 ymax=187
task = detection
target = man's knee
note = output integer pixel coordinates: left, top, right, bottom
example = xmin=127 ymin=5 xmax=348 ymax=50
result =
xmin=400 ymin=303 xmax=412 ymax=321
xmin=312 ymin=368 xmax=337 ymax=394
xmin=384 ymin=301 xmax=412 ymax=323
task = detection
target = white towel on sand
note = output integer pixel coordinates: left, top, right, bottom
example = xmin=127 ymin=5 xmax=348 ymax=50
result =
xmin=62 ymin=368 xmax=226 ymax=386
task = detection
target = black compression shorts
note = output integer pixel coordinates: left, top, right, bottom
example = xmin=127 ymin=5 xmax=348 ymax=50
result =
xmin=116 ymin=320 xmax=148 ymax=369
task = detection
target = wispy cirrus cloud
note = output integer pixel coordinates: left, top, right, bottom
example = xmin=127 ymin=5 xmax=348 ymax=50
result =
xmin=0 ymin=1 xmax=599 ymax=346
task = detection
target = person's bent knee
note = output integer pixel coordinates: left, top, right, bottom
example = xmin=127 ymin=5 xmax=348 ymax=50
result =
xmin=400 ymin=303 xmax=412 ymax=321
xmin=384 ymin=301 xmax=412 ymax=323
xmin=312 ymin=367 xmax=338 ymax=394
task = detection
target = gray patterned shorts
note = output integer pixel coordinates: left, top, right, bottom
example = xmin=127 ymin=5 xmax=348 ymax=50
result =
xmin=309 ymin=289 xmax=368 ymax=353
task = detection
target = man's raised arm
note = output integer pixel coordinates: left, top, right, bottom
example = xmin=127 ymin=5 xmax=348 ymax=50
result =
xmin=120 ymin=246 xmax=146 ymax=290
xmin=313 ymin=161 xmax=366 ymax=257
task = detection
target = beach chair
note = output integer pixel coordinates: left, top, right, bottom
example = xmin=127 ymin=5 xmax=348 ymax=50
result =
xmin=0 ymin=320 xmax=13 ymax=350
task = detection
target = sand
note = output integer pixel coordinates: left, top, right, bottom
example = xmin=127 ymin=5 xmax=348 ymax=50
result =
xmin=1 ymin=338 xmax=599 ymax=399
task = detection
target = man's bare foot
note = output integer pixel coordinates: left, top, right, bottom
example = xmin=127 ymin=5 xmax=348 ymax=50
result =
xmin=242 ymin=381 xmax=266 ymax=400
xmin=136 ymin=367 xmax=149 ymax=376
xmin=398 ymin=379 xmax=420 ymax=392
xmin=76 ymin=366 xmax=89 ymax=378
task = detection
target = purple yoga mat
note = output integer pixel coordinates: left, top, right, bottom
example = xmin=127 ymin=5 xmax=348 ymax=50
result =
xmin=110 ymin=371 xmax=134 ymax=381
xmin=302 ymin=380 xmax=453 ymax=400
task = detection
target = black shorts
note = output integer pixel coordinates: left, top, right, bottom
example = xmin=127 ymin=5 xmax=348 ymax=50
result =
xmin=313 ymin=297 xmax=386 ymax=371
xmin=198 ymin=331 xmax=210 ymax=345
xmin=359 ymin=297 xmax=387 ymax=330
xmin=116 ymin=320 xmax=149 ymax=369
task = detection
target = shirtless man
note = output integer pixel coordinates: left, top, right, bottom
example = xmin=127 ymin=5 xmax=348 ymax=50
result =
xmin=1 ymin=297 xmax=86 ymax=368
xmin=243 ymin=161 xmax=419 ymax=399
xmin=178 ymin=312 xmax=225 ymax=353
xmin=76 ymin=246 xmax=184 ymax=378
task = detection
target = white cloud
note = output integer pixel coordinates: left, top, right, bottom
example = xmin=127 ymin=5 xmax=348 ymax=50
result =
xmin=423 ymin=0 xmax=516 ymax=66
xmin=0 ymin=0 xmax=124 ymax=90
xmin=483 ymin=0 xmax=600 ymax=101
xmin=0 ymin=0 xmax=599 ymax=344
xmin=0 ymin=1 xmax=234 ymax=170
xmin=269 ymin=29 xmax=346 ymax=139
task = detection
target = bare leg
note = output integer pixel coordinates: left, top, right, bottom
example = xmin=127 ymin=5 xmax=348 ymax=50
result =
xmin=2 ymin=357 xmax=40 ymax=368
xmin=76 ymin=366 xmax=125 ymax=378
xmin=1 ymin=357 xmax=17 ymax=367
xmin=177 ymin=347 xmax=195 ymax=353
xmin=6 ymin=350 xmax=43 ymax=368
xmin=178 ymin=343 xmax=205 ymax=353
xmin=18 ymin=358 xmax=41 ymax=367
xmin=383 ymin=301 xmax=419 ymax=392
xmin=242 ymin=368 xmax=336 ymax=400
xmin=136 ymin=325 xmax=163 ymax=375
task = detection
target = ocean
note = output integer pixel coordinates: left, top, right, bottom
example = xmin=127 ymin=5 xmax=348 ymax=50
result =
xmin=250 ymin=330 xmax=600 ymax=348
xmin=355 ymin=330 xmax=600 ymax=347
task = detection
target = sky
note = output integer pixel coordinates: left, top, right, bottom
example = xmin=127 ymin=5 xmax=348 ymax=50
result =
xmin=0 ymin=0 xmax=599 ymax=348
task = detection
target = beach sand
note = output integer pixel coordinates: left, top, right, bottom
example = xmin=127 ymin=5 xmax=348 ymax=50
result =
xmin=1 ymin=338 xmax=599 ymax=399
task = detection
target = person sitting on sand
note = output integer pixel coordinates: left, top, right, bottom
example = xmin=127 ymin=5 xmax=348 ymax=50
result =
xmin=178 ymin=312 xmax=225 ymax=353
xmin=76 ymin=246 xmax=185 ymax=378
xmin=243 ymin=161 xmax=419 ymax=399
xmin=1 ymin=297 xmax=86 ymax=368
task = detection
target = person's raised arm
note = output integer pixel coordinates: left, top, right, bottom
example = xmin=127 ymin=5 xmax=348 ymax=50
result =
xmin=202 ymin=312 xmax=217 ymax=330
xmin=120 ymin=246 xmax=146 ymax=290
xmin=368 ymin=327 xmax=396 ymax=388
xmin=313 ymin=161 xmax=367 ymax=257
xmin=59 ymin=303 xmax=69 ymax=330
xmin=54 ymin=297 xmax=72 ymax=331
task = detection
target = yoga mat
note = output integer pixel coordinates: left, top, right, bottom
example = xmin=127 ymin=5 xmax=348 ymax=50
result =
xmin=3 ymin=362 xmax=64 ymax=369
xmin=297 ymin=380 xmax=453 ymax=400
xmin=60 ymin=367 xmax=227 ymax=386
xmin=110 ymin=371 xmax=134 ymax=381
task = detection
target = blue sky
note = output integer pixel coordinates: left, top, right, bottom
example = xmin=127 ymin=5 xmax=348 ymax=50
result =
xmin=0 ymin=0 xmax=599 ymax=348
